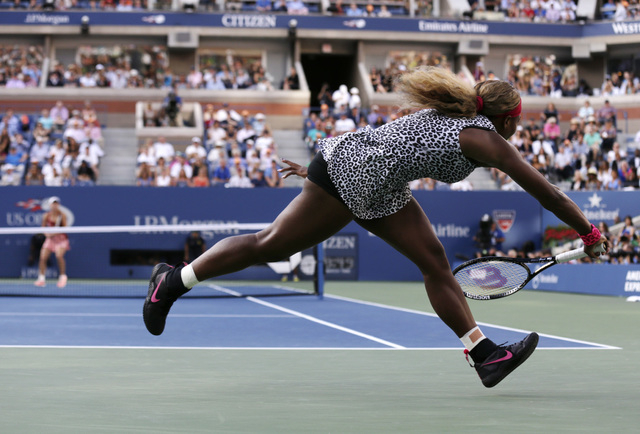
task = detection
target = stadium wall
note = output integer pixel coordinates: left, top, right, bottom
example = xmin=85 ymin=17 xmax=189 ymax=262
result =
xmin=0 ymin=187 xmax=637 ymax=297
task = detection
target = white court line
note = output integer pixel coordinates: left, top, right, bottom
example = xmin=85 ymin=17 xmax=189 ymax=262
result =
xmin=0 ymin=345 xmax=619 ymax=351
xmin=210 ymin=284 xmax=406 ymax=349
xmin=0 ymin=312 xmax=293 ymax=318
xmin=325 ymin=293 xmax=621 ymax=350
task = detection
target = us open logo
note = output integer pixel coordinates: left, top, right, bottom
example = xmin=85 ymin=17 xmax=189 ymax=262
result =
xmin=492 ymin=209 xmax=516 ymax=232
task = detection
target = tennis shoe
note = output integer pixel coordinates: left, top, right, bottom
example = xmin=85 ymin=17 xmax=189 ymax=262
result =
xmin=465 ymin=332 xmax=539 ymax=388
xmin=34 ymin=277 xmax=46 ymax=287
xmin=57 ymin=274 xmax=67 ymax=288
xmin=143 ymin=263 xmax=180 ymax=336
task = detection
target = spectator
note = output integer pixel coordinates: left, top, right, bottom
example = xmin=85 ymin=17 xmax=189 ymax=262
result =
xmin=186 ymin=66 xmax=203 ymax=89
xmin=171 ymin=168 xmax=191 ymax=187
xmin=605 ymin=168 xmax=623 ymax=190
xmin=256 ymin=0 xmax=272 ymax=11
xmin=334 ymin=111 xmax=357 ymax=135
xmin=0 ymin=164 xmax=21 ymax=186
xmin=136 ymin=162 xmax=155 ymax=187
xmin=585 ymin=167 xmax=601 ymax=190
xmin=251 ymin=113 xmax=268 ymax=136
xmin=601 ymin=0 xmax=616 ymax=19
xmin=599 ymin=118 xmax=617 ymax=153
xmin=24 ymin=162 xmax=44 ymax=186
xmin=78 ymin=70 xmax=97 ymax=88
xmin=226 ymin=166 xmax=254 ymax=188
xmin=597 ymin=99 xmax=617 ymax=126
xmin=348 ymin=87 xmax=361 ymax=110
xmin=264 ymin=159 xmax=283 ymax=187
xmin=50 ymin=101 xmax=69 ymax=131
xmin=250 ymin=167 xmax=269 ymax=187
xmin=282 ymin=66 xmax=300 ymax=90
xmin=577 ymin=100 xmax=594 ymax=121
xmin=41 ymin=155 xmax=63 ymax=186
xmin=614 ymin=0 xmax=628 ymax=21
xmin=345 ymin=2 xmax=364 ymax=15
xmin=286 ymin=0 xmax=309 ymax=14
xmin=542 ymin=117 xmax=561 ymax=146
xmin=570 ymin=170 xmax=586 ymax=190
xmin=162 ymin=89 xmax=183 ymax=127
xmin=553 ymin=140 xmax=575 ymax=181
xmin=155 ymin=166 xmax=172 ymax=187
xmin=377 ymin=4 xmax=392 ymax=17
xmin=153 ymin=136 xmax=175 ymax=161
xmin=11 ymin=132 xmax=30 ymax=155
xmin=30 ymin=137 xmax=50 ymax=163
xmin=185 ymin=137 xmax=207 ymax=163
xmin=212 ymin=158 xmax=231 ymax=184
xmin=215 ymin=102 xmax=242 ymax=127
xmin=169 ymin=152 xmax=192 ymax=179
xmin=0 ymin=110 xmax=20 ymax=137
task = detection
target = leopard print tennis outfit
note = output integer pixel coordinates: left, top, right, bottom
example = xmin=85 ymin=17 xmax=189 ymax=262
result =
xmin=319 ymin=109 xmax=496 ymax=220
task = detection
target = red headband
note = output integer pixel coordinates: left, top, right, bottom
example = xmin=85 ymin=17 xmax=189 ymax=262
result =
xmin=494 ymin=99 xmax=522 ymax=118
xmin=476 ymin=96 xmax=522 ymax=118
xmin=475 ymin=96 xmax=484 ymax=113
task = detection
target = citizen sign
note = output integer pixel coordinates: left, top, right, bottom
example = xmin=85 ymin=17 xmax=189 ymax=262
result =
xmin=221 ymin=14 xmax=277 ymax=28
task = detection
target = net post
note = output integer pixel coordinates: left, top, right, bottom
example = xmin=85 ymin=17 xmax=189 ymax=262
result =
xmin=315 ymin=242 xmax=324 ymax=300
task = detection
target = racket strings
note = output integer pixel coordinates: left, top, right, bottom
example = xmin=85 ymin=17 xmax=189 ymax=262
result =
xmin=455 ymin=261 xmax=529 ymax=297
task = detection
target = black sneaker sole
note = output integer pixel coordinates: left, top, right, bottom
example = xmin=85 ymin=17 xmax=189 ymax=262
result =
xmin=483 ymin=332 xmax=539 ymax=388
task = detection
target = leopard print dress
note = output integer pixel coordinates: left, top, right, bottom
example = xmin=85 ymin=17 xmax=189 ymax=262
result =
xmin=318 ymin=109 xmax=496 ymax=220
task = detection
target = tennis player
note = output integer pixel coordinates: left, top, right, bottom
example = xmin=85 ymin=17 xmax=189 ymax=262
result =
xmin=144 ymin=67 xmax=608 ymax=387
xmin=35 ymin=196 xmax=70 ymax=288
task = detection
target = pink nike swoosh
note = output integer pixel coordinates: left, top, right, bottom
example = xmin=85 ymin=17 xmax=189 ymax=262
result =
xmin=150 ymin=275 xmax=166 ymax=303
xmin=482 ymin=350 xmax=513 ymax=366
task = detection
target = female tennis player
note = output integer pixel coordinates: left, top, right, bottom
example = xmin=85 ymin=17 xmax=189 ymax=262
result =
xmin=35 ymin=196 xmax=70 ymax=288
xmin=144 ymin=67 xmax=608 ymax=388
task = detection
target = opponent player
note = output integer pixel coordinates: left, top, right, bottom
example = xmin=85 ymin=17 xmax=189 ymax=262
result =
xmin=35 ymin=196 xmax=70 ymax=288
xmin=144 ymin=67 xmax=608 ymax=387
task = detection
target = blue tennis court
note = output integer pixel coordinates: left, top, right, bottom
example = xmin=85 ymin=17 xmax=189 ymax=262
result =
xmin=1 ymin=281 xmax=635 ymax=433
xmin=0 ymin=283 xmax=615 ymax=350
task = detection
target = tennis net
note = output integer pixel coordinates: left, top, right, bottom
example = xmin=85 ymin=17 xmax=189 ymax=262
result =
xmin=0 ymin=223 xmax=324 ymax=298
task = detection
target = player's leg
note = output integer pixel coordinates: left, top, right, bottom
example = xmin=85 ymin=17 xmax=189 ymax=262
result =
xmin=144 ymin=180 xmax=353 ymax=335
xmin=54 ymin=247 xmax=66 ymax=276
xmin=354 ymin=198 xmax=476 ymax=337
xmin=55 ymin=247 xmax=67 ymax=288
xmin=355 ymin=198 xmax=539 ymax=387
xmin=190 ymin=180 xmax=353 ymax=281
xmin=35 ymin=247 xmax=52 ymax=286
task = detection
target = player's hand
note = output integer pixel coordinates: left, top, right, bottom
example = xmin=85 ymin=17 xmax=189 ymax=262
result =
xmin=279 ymin=159 xmax=308 ymax=179
xmin=584 ymin=236 xmax=609 ymax=259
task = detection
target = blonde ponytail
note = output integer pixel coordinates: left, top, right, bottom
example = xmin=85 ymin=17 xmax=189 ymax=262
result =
xmin=395 ymin=66 xmax=520 ymax=118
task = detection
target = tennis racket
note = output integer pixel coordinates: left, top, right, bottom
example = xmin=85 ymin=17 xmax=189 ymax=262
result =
xmin=453 ymin=244 xmax=605 ymax=300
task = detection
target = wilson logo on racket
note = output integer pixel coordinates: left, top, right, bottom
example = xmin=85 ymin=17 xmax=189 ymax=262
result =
xmin=465 ymin=266 xmax=508 ymax=289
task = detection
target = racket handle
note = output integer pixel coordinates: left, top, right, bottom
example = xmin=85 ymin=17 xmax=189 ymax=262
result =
xmin=555 ymin=243 xmax=605 ymax=263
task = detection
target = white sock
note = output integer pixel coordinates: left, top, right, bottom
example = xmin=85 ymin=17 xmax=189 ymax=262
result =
xmin=180 ymin=264 xmax=200 ymax=289
xmin=37 ymin=274 xmax=45 ymax=281
xmin=460 ymin=326 xmax=486 ymax=352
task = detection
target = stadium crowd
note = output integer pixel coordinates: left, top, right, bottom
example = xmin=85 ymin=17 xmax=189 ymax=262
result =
xmin=135 ymin=104 xmax=284 ymax=188
xmin=370 ymin=52 xmax=640 ymax=97
xmin=1 ymin=101 xmax=104 ymax=186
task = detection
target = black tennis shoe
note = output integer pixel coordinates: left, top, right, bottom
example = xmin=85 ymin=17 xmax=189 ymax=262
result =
xmin=143 ymin=263 xmax=179 ymax=336
xmin=465 ymin=332 xmax=539 ymax=388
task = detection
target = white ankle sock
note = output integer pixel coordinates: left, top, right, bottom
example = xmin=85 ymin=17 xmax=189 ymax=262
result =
xmin=460 ymin=326 xmax=486 ymax=352
xmin=180 ymin=264 xmax=200 ymax=289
